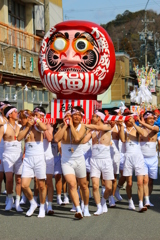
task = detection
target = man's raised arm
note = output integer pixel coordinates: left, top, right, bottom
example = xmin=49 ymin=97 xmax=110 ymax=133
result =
xmin=54 ymin=122 xmax=67 ymax=143
xmin=84 ymin=123 xmax=111 ymax=132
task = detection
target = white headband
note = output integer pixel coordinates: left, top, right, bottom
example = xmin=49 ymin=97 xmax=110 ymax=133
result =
xmin=95 ymin=110 xmax=105 ymax=121
xmin=0 ymin=103 xmax=11 ymax=109
xmin=33 ymin=108 xmax=45 ymax=116
xmin=6 ymin=108 xmax=17 ymax=118
xmin=64 ymin=110 xmax=71 ymax=118
xmin=144 ymin=113 xmax=154 ymax=119
xmin=71 ymin=109 xmax=85 ymax=116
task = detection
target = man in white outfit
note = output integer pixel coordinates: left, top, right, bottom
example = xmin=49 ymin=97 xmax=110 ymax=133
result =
xmin=139 ymin=111 xmax=159 ymax=207
xmin=17 ymin=110 xmax=47 ymax=218
xmin=0 ymin=106 xmax=23 ymax=212
xmin=54 ymin=106 xmax=90 ymax=219
xmin=118 ymin=115 xmax=148 ymax=212
xmin=83 ymin=110 xmax=114 ymax=215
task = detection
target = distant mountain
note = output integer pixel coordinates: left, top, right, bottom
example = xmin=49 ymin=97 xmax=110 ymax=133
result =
xmin=101 ymin=10 xmax=160 ymax=67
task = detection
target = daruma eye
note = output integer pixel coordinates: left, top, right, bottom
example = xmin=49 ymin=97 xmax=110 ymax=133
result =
xmin=73 ymin=38 xmax=94 ymax=54
xmin=54 ymin=38 xmax=67 ymax=50
xmin=50 ymin=37 xmax=69 ymax=53
xmin=76 ymin=39 xmax=88 ymax=51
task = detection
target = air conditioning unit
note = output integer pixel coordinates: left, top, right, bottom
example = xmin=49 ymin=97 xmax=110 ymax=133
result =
xmin=3 ymin=81 xmax=10 ymax=85
xmin=32 ymin=85 xmax=37 ymax=89
xmin=16 ymin=83 xmax=22 ymax=87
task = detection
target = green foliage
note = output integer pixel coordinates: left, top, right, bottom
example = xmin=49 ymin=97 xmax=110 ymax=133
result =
xmin=101 ymin=10 xmax=158 ymax=67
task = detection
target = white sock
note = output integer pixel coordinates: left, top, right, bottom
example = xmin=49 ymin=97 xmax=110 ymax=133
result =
xmin=145 ymin=196 xmax=149 ymax=202
xmin=76 ymin=205 xmax=81 ymax=213
xmin=84 ymin=205 xmax=91 ymax=217
xmin=38 ymin=204 xmax=45 ymax=218
xmin=15 ymin=195 xmax=23 ymax=212
xmin=64 ymin=193 xmax=68 ymax=198
xmin=48 ymin=202 xmax=52 ymax=207
xmin=34 ymin=196 xmax=38 ymax=202
xmin=81 ymin=200 xmax=84 ymax=212
xmin=101 ymin=197 xmax=106 ymax=206
xmin=139 ymin=200 xmax=143 ymax=208
xmin=94 ymin=203 xmax=103 ymax=215
xmin=128 ymin=198 xmax=133 ymax=204
xmin=26 ymin=198 xmax=37 ymax=217
xmin=8 ymin=194 xmax=12 ymax=199
xmin=16 ymin=195 xmax=20 ymax=202
xmin=57 ymin=194 xmax=61 ymax=200
xmin=97 ymin=203 xmax=101 ymax=209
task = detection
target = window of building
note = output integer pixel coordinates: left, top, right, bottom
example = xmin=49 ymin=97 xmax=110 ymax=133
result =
xmin=44 ymin=91 xmax=49 ymax=102
xmin=0 ymin=85 xmax=23 ymax=111
xmin=8 ymin=0 xmax=25 ymax=30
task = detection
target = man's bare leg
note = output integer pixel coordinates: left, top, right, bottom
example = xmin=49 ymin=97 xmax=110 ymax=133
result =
xmin=137 ymin=175 xmax=147 ymax=212
xmin=126 ymin=176 xmax=135 ymax=210
xmin=101 ymin=175 xmax=105 ymax=197
xmin=15 ymin=174 xmax=23 ymax=212
xmin=22 ymin=177 xmax=38 ymax=216
xmin=149 ymin=178 xmax=153 ymax=196
xmin=34 ymin=177 xmax=39 ymax=206
xmin=55 ymin=174 xmax=63 ymax=205
xmin=37 ymin=179 xmax=46 ymax=218
xmin=92 ymin=177 xmax=103 ymax=215
xmin=0 ymin=172 xmax=4 ymax=193
xmin=115 ymin=170 xmax=126 ymax=201
xmin=46 ymin=174 xmax=54 ymax=214
xmin=102 ymin=180 xmax=112 ymax=212
xmin=64 ymin=174 xmax=79 ymax=206
xmin=5 ymin=172 xmax=13 ymax=211
xmin=64 ymin=174 xmax=83 ymax=218
xmin=109 ymin=175 xmax=117 ymax=207
xmin=78 ymin=177 xmax=90 ymax=217
xmin=62 ymin=175 xmax=69 ymax=204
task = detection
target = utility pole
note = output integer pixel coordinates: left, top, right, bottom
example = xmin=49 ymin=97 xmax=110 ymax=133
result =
xmin=154 ymin=33 xmax=160 ymax=87
xmin=138 ymin=11 xmax=155 ymax=67
xmin=44 ymin=0 xmax=50 ymax=33
xmin=44 ymin=0 xmax=57 ymax=109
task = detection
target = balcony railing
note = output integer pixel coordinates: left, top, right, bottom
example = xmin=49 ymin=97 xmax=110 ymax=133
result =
xmin=0 ymin=22 xmax=42 ymax=53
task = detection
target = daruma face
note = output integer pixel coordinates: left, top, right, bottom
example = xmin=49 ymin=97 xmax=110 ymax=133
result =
xmin=38 ymin=21 xmax=116 ymax=98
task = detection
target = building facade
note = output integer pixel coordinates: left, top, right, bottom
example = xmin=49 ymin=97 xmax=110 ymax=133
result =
xmin=98 ymin=52 xmax=135 ymax=109
xmin=0 ymin=0 xmax=63 ymax=112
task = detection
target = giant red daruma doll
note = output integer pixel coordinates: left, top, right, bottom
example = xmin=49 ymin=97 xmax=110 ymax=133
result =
xmin=38 ymin=21 xmax=116 ymax=100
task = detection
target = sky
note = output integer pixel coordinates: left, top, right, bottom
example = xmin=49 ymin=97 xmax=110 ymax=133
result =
xmin=62 ymin=0 xmax=160 ymax=24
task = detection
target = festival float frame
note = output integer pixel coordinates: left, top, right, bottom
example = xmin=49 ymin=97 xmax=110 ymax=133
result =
xmin=130 ymin=65 xmax=157 ymax=113
xmin=38 ymin=21 xmax=116 ymax=121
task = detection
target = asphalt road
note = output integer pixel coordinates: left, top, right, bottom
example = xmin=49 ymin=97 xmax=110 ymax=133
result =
xmin=0 ymin=174 xmax=160 ymax=240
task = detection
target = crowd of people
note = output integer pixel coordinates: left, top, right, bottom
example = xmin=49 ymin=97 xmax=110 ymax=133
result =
xmin=0 ymin=100 xmax=159 ymax=219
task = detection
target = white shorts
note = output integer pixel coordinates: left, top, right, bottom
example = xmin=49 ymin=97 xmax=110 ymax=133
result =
xmin=119 ymin=153 xmax=125 ymax=171
xmin=0 ymin=150 xmax=4 ymax=172
xmin=45 ymin=154 xmax=54 ymax=175
xmin=61 ymin=155 xmax=86 ymax=179
xmin=110 ymin=148 xmax=120 ymax=175
xmin=144 ymin=155 xmax=158 ymax=179
xmin=90 ymin=157 xmax=114 ymax=181
xmin=3 ymin=152 xmax=23 ymax=175
xmin=54 ymin=155 xmax=62 ymax=175
xmin=123 ymin=151 xmax=145 ymax=177
xmin=84 ymin=151 xmax=91 ymax=173
xmin=22 ymin=154 xmax=46 ymax=179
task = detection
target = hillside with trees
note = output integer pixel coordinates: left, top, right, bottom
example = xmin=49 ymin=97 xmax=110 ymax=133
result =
xmin=101 ymin=10 xmax=160 ymax=67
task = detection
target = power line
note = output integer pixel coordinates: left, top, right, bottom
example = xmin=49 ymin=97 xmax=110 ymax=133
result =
xmin=64 ymin=1 xmax=160 ymax=13
xmin=145 ymin=0 xmax=150 ymax=10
